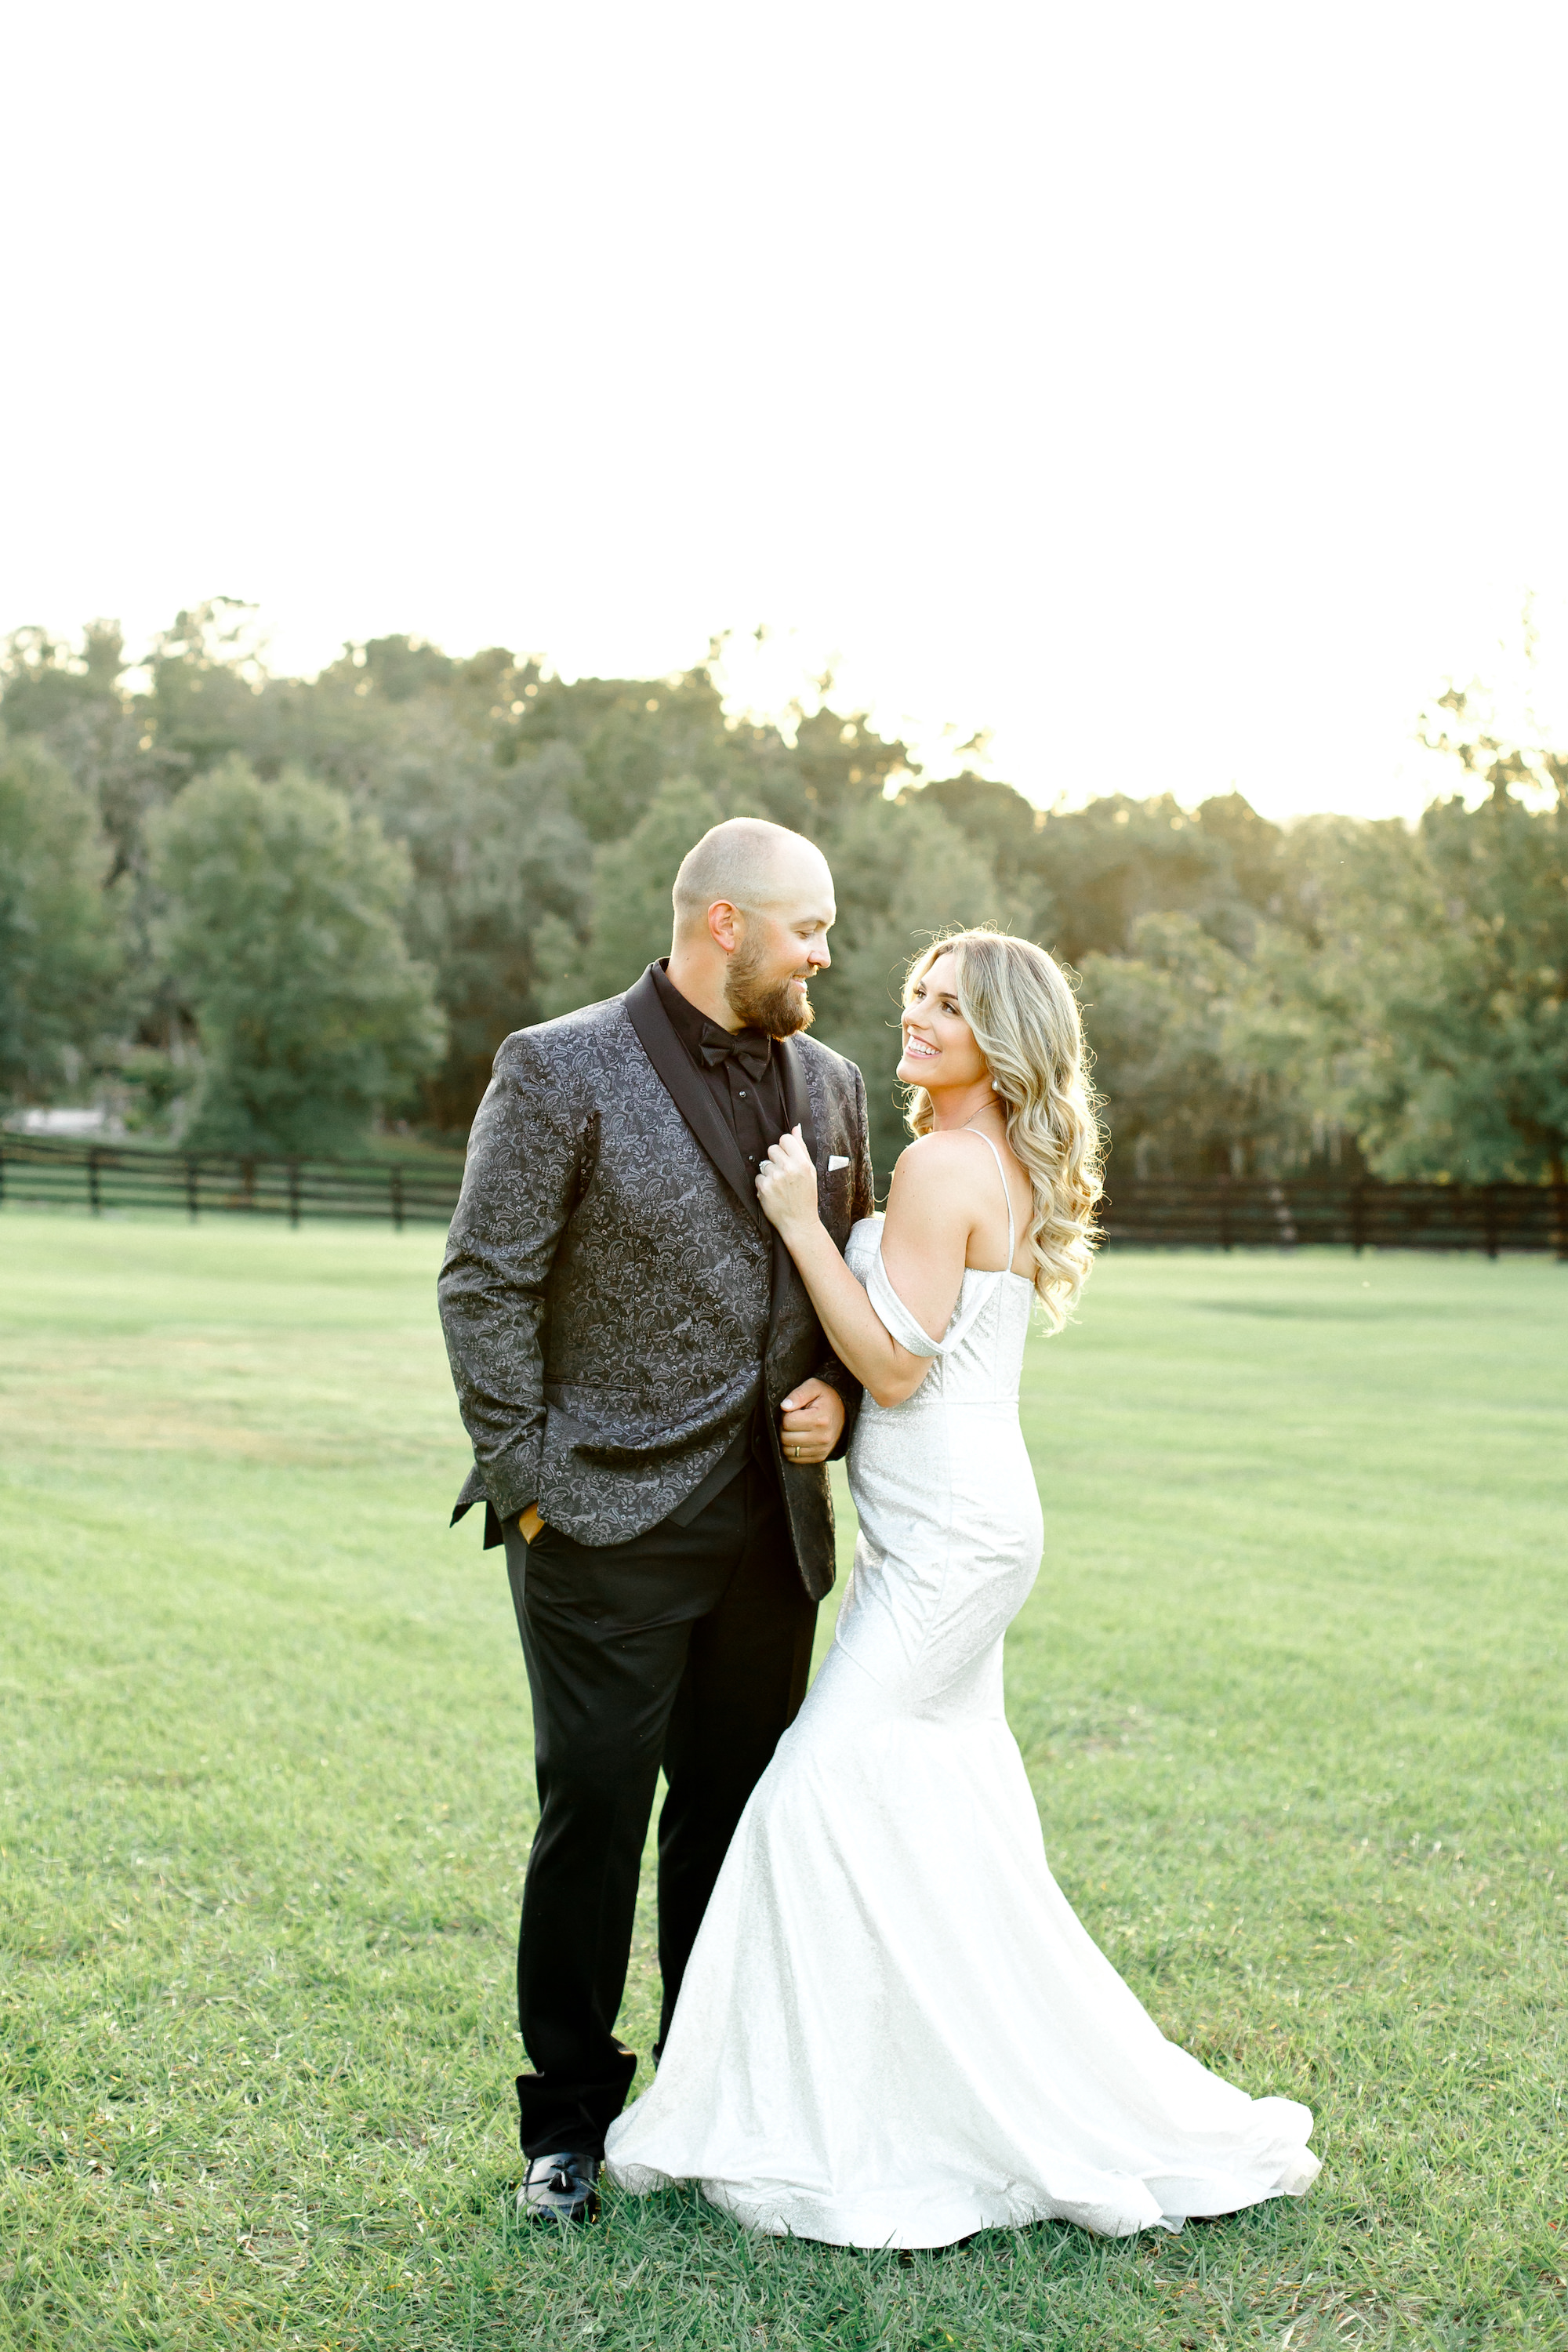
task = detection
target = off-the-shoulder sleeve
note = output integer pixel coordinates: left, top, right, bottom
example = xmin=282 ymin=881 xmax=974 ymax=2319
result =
xmin=866 ymin=1244 xmax=999 ymax=1363
xmin=867 ymin=1252 xmax=948 ymax=1358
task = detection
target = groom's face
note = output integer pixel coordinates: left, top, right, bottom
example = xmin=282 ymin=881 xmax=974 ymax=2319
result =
xmin=724 ymin=873 xmax=836 ymax=1038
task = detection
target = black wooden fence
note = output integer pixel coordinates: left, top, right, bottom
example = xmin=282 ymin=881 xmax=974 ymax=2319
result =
xmin=0 ymin=1133 xmax=463 ymax=1227
xmin=2 ymin=1134 xmax=1566 ymax=1256
xmin=1099 ymin=1174 xmax=1568 ymax=1257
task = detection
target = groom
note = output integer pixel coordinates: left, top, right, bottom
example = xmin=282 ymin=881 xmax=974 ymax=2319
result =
xmin=438 ymin=818 xmax=875 ymax=2224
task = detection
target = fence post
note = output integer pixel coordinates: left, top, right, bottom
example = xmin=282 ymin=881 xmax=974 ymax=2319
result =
xmin=0 ymin=1138 xmax=5 ymax=1210
xmin=1483 ymin=1183 xmax=1500 ymax=1260
xmin=1218 ymin=1175 xmax=1232 ymax=1253
xmin=1554 ymin=1171 xmax=1568 ymax=1264
xmin=288 ymin=1162 xmax=301 ymax=1229
xmin=390 ymin=1166 xmax=405 ymax=1232
xmin=87 ymin=1147 xmax=101 ymax=1217
xmin=1269 ymin=1179 xmax=1298 ymax=1250
xmin=185 ymin=1156 xmax=198 ymax=1222
xmin=1350 ymin=1180 xmax=1366 ymax=1255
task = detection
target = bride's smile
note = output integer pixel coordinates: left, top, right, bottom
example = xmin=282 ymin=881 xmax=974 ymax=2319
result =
xmin=896 ymin=960 xmax=991 ymax=1094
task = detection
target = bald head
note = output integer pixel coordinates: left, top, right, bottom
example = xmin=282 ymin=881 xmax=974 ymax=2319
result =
xmin=672 ymin=818 xmax=833 ymax=944
xmin=666 ymin=817 xmax=836 ymax=1036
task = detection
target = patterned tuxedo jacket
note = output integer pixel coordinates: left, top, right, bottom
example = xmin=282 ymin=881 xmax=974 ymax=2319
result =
xmin=437 ymin=965 xmax=876 ymax=1601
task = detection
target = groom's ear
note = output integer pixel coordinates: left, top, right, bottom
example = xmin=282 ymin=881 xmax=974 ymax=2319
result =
xmin=706 ymin=900 xmax=742 ymax=953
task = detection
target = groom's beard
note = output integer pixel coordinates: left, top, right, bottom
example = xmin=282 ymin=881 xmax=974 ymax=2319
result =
xmin=724 ymin=937 xmax=816 ymax=1039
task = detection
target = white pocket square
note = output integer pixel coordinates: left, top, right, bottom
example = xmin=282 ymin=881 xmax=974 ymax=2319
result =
xmin=827 ymin=1154 xmax=851 ymax=1172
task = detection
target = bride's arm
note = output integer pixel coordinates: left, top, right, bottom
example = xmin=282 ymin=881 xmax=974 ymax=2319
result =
xmin=756 ymin=1130 xmax=975 ymax=1408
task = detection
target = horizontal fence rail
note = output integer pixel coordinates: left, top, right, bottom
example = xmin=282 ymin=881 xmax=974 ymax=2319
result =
xmin=1099 ymin=1176 xmax=1568 ymax=1258
xmin=0 ymin=1134 xmax=464 ymax=1227
xmin=2 ymin=1138 xmax=1566 ymax=1256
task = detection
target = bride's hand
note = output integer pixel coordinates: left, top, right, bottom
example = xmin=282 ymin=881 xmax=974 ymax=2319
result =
xmin=755 ymin=1127 xmax=820 ymax=1236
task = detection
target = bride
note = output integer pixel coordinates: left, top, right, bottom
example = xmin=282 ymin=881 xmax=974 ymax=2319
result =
xmin=604 ymin=927 xmax=1319 ymax=2247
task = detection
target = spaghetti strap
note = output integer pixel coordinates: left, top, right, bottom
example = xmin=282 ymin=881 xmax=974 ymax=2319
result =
xmin=963 ymin=1127 xmax=1015 ymax=1271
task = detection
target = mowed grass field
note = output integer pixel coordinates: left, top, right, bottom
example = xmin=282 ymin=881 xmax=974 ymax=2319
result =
xmin=0 ymin=1213 xmax=1564 ymax=2351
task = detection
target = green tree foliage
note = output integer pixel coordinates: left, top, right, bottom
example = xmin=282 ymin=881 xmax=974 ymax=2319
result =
xmin=1 ymin=623 xmax=159 ymax=887
xmin=1315 ymin=784 xmax=1568 ymax=1183
xmin=1078 ymin=915 xmax=1320 ymax=1179
xmin=808 ymin=794 xmax=997 ymax=1171
xmin=11 ymin=607 xmax=1568 ymax=1189
xmin=363 ymin=720 xmax=592 ymax=1130
xmin=536 ymin=776 xmax=738 ymax=1018
xmin=1078 ymin=917 xmax=1255 ymax=1176
xmin=148 ymin=759 xmax=444 ymax=1157
xmin=920 ymin=780 xmax=1287 ymax=963
xmin=1345 ymin=693 xmax=1568 ymax=1181
xmin=0 ymin=732 xmax=124 ymax=1105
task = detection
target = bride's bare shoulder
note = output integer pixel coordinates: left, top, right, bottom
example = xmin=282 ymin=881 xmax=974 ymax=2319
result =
xmin=886 ymin=1132 xmax=989 ymax=1220
xmin=895 ymin=1129 xmax=993 ymax=1174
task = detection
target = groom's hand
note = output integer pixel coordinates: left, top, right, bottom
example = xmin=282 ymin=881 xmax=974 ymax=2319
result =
xmin=779 ymin=1378 xmax=844 ymax=1466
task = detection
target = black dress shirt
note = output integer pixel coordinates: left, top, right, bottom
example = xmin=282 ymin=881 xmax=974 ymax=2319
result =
xmin=648 ymin=959 xmax=791 ymax=1519
xmin=649 ymin=960 xmax=790 ymax=1175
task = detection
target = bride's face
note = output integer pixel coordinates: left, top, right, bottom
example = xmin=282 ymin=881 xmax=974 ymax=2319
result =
xmin=898 ymin=953 xmax=989 ymax=1091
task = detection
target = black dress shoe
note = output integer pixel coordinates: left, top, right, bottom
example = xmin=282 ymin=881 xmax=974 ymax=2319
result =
xmin=517 ymin=2150 xmax=601 ymax=2226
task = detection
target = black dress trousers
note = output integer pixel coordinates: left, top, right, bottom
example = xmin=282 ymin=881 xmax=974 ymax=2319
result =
xmin=502 ymin=1457 xmax=816 ymax=2158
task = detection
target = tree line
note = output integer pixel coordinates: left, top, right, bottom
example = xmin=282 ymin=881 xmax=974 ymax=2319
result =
xmin=3 ymin=601 xmax=1565 ymax=1186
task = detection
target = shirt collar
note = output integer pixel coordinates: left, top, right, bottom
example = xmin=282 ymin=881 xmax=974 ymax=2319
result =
xmin=650 ymin=959 xmax=772 ymax=1073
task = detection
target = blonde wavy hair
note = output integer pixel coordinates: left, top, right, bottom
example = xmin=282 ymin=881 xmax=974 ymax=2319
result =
xmin=902 ymin=927 xmax=1104 ymax=1329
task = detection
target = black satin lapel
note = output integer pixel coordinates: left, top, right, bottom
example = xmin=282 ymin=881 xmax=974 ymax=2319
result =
xmin=778 ymin=1037 xmax=818 ymax=1170
xmin=622 ymin=968 xmax=767 ymax=1232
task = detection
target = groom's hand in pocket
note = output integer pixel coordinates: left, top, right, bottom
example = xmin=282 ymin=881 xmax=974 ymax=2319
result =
xmin=779 ymin=1378 xmax=844 ymax=1466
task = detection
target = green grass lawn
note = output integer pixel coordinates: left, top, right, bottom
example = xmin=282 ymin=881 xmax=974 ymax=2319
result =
xmin=0 ymin=1214 xmax=1564 ymax=2350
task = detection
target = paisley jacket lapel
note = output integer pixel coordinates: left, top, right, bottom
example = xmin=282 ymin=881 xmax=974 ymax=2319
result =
xmin=622 ymin=966 xmax=768 ymax=1234
xmin=777 ymin=1034 xmax=818 ymax=1171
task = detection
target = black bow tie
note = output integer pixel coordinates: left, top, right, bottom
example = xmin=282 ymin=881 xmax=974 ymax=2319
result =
xmin=699 ymin=1024 xmax=772 ymax=1082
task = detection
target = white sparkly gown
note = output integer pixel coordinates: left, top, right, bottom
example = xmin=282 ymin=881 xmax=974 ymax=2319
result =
xmin=605 ymin=1141 xmax=1319 ymax=2247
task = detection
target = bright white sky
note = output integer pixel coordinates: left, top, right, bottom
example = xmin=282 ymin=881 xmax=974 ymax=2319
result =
xmin=5 ymin=1 xmax=1568 ymax=822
